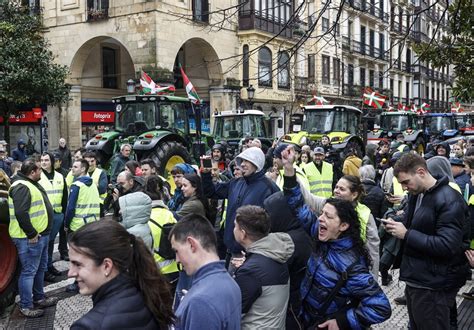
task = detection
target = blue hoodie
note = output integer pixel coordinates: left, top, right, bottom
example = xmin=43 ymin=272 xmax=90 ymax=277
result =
xmin=64 ymin=176 xmax=95 ymax=229
xmin=12 ymin=139 xmax=27 ymax=162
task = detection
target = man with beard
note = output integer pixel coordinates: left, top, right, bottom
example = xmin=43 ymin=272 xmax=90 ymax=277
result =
xmin=303 ymin=147 xmax=336 ymax=198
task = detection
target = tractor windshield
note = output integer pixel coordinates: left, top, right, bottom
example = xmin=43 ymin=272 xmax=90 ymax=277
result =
xmin=303 ymin=110 xmax=359 ymax=134
xmin=380 ymin=115 xmax=409 ymax=131
xmin=426 ymin=116 xmax=453 ymax=132
xmin=158 ymin=102 xmax=189 ymax=131
xmin=116 ymin=102 xmax=156 ymax=133
xmin=214 ymin=115 xmax=266 ymax=139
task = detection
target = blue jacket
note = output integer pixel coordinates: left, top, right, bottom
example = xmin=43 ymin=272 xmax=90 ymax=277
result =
xmin=454 ymin=171 xmax=471 ymax=197
xmin=64 ymin=176 xmax=95 ymax=229
xmin=175 ymin=261 xmax=241 ymax=330
xmin=284 ymin=181 xmax=391 ymax=329
xmin=12 ymin=141 xmax=27 ymax=162
xmin=202 ymin=170 xmax=280 ymax=253
xmin=71 ymin=273 xmax=159 ymax=329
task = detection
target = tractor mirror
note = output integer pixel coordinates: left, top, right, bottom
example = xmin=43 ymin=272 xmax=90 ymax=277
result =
xmin=277 ymin=119 xmax=283 ymax=129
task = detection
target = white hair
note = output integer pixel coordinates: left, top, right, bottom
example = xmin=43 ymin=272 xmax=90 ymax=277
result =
xmin=359 ymin=165 xmax=376 ymax=181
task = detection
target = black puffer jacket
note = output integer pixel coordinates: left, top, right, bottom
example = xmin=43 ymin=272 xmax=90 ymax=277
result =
xmin=400 ymin=176 xmax=470 ymax=290
xmin=71 ymin=274 xmax=159 ymax=330
xmin=361 ymin=179 xmax=387 ymax=219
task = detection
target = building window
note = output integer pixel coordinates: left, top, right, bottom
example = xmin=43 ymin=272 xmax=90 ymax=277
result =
xmin=277 ymin=51 xmax=290 ymax=89
xmin=407 ymin=82 xmax=410 ymax=100
xmin=308 ymin=54 xmax=315 ymax=83
xmin=258 ymin=47 xmax=272 ymax=87
xmin=87 ymin=0 xmax=109 ymax=21
xmin=335 ymin=23 xmax=340 ymax=36
xmin=22 ymin=0 xmax=40 ymax=14
xmin=243 ymin=45 xmax=249 ymax=87
xmin=322 ymin=17 xmax=329 ymax=32
xmin=369 ymin=70 xmax=374 ymax=87
xmin=193 ymin=0 xmax=209 ymax=23
xmin=322 ymin=55 xmax=330 ymax=84
xmin=333 ymin=58 xmax=340 ymax=83
xmin=360 ymin=68 xmax=366 ymax=86
xmin=378 ymin=72 xmax=384 ymax=89
xmin=102 ymin=47 xmax=117 ymax=89
xmin=379 ymin=33 xmax=385 ymax=55
xmin=348 ymin=64 xmax=354 ymax=85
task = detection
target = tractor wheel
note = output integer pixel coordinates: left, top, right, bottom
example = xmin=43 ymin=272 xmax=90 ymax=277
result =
xmin=151 ymin=141 xmax=192 ymax=193
xmin=415 ymin=137 xmax=425 ymax=155
xmin=0 ymin=225 xmax=19 ymax=314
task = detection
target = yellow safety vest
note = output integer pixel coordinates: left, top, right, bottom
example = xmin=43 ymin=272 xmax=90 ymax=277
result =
xmin=355 ymin=202 xmax=371 ymax=242
xmin=69 ymin=181 xmax=101 ymax=232
xmin=448 ymin=182 xmax=462 ymax=194
xmin=392 ymin=177 xmax=407 ymax=206
xmin=304 ymin=161 xmax=333 ymax=198
xmin=276 ymin=165 xmax=310 ymax=191
xmin=39 ymin=171 xmax=64 ymax=213
xmin=89 ymin=168 xmax=107 ymax=204
xmin=66 ymin=171 xmax=74 ymax=189
xmin=148 ymin=207 xmax=179 ymax=275
xmin=469 ymin=195 xmax=474 ymax=249
xmin=8 ymin=180 xmax=49 ymax=238
xmin=397 ymin=144 xmax=409 ymax=152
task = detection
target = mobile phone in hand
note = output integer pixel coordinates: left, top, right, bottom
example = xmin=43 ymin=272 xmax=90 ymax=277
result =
xmin=201 ymin=157 xmax=212 ymax=168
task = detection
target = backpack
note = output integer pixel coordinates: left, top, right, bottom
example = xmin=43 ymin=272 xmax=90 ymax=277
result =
xmin=149 ymin=219 xmax=176 ymax=260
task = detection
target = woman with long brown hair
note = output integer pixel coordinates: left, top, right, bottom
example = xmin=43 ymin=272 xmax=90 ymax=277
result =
xmin=68 ymin=220 xmax=174 ymax=329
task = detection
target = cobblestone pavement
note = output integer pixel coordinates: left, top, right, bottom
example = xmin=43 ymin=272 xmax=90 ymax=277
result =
xmin=1 ymin=255 xmax=473 ymax=329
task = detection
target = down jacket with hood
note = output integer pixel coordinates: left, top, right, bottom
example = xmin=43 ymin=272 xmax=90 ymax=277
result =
xmin=234 ymin=233 xmax=294 ymax=330
xmin=283 ymin=176 xmax=391 ymax=329
xmin=119 ymin=192 xmax=153 ymax=250
xmin=202 ymin=147 xmax=280 ymax=253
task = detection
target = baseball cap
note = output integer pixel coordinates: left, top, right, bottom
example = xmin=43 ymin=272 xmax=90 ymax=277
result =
xmin=313 ymin=147 xmax=325 ymax=155
xmin=449 ymin=157 xmax=464 ymax=166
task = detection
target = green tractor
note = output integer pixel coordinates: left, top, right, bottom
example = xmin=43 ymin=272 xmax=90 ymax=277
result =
xmin=282 ymin=105 xmax=365 ymax=155
xmin=86 ymin=94 xmax=210 ymax=189
xmin=212 ymin=109 xmax=276 ymax=158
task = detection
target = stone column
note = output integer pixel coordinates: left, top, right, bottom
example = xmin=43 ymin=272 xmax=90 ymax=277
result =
xmin=63 ymin=85 xmax=83 ymax=150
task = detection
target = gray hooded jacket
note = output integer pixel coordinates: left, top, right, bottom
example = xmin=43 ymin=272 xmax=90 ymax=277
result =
xmin=119 ymin=192 xmax=153 ymax=250
xmin=235 ymin=232 xmax=294 ymax=330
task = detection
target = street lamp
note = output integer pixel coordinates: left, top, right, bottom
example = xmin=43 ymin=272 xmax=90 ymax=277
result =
xmin=247 ymin=85 xmax=255 ymax=109
xmin=126 ymin=79 xmax=136 ymax=94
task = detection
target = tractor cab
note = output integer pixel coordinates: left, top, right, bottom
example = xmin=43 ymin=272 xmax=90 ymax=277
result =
xmin=422 ymin=113 xmax=457 ymax=139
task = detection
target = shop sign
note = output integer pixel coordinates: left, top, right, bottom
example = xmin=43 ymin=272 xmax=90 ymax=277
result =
xmin=82 ymin=111 xmax=115 ymax=123
xmin=0 ymin=111 xmax=41 ymax=123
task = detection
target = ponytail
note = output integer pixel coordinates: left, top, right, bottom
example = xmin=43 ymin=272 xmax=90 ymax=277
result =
xmin=128 ymin=234 xmax=175 ymax=328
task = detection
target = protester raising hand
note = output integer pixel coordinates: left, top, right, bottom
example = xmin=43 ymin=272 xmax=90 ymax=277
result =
xmin=280 ymin=145 xmax=296 ymax=176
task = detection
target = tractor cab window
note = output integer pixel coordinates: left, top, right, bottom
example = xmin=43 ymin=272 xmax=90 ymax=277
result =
xmin=159 ymin=102 xmax=188 ymax=131
xmin=303 ymin=111 xmax=333 ymax=133
xmin=332 ymin=111 xmax=359 ymax=135
xmin=215 ymin=117 xmax=243 ymax=139
xmin=381 ymin=115 xmax=409 ymax=131
xmin=116 ymin=102 xmax=155 ymax=133
xmin=427 ymin=116 xmax=452 ymax=132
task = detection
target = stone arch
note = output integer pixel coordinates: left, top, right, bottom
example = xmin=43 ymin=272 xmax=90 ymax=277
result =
xmin=172 ymin=38 xmax=224 ymax=99
xmin=69 ymin=36 xmax=135 ymax=89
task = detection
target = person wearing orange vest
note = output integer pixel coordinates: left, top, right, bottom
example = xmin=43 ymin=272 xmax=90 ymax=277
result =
xmin=9 ymin=159 xmax=58 ymax=317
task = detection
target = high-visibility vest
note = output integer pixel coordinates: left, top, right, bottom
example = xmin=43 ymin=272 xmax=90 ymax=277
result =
xmin=304 ymin=161 xmax=333 ymax=198
xmin=69 ymin=181 xmax=100 ymax=232
xmin=66 ymin=171 xmax=74 ymax=189
xmin=469 ymin=195 xmax=474 ymax=249
xmin=397 ymin=144 xmax=409 ymax=152
xmin=89 ymin=168 xmax=107 ymax=204
xmin=39 ymin=171 xmax=64 ymax=213
xmin=448 ymin=182 xmax=462 ymax=194
xmin=392 ymin=177 xmax=406 ymax=206
xmin=8 ymin=180 xmax=48 ymax=238
xmin=148 ymin=207 xmax=179 ymax=275
xmin=355 ymin=202 xmax=371 ymax=242
xmin=276 ymin=165 xmax=310 ymax=191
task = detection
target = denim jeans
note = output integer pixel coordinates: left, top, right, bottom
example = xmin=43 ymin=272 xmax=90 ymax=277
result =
xmin=48 ymin=213 xmax=64 ymax=268
xmin=12 ymin=235 xmax=49 ymax=309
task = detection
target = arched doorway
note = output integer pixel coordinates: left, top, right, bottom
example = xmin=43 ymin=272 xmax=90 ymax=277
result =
xmin=63 ymin=37 xmax=135 ymax=147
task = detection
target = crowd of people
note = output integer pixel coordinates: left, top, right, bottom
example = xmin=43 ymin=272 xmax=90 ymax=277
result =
xmin=4 ymin=134 xmax=474 ymax=329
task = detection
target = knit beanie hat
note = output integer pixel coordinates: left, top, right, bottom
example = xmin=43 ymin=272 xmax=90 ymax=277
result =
xmin=236 ymin=147 xmax=265 ymax=172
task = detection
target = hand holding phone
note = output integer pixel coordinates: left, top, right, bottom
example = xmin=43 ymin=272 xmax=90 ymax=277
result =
xmin=200 ymin=156 xmax=212 ymax=169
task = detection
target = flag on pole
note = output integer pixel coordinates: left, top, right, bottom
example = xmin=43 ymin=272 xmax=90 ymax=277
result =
xmin=309 ymin=95 xmax=330 ymax=106
xmin=418 ymin=102 xmax=430 ymax=114
xmin=140 ymin=71 xmax=174 ymax=94
xmin=387 ymin=104 xmax=395 ymax=112
xmin=398 ymin=103 xmax=409 ymax=111
xmin=451 ymin=102 xmax=464 ymax=113
xmin=180 ymin=66 xmax=201 ymax=105
xmin=363 ymin=88 xmax=386 ymax=109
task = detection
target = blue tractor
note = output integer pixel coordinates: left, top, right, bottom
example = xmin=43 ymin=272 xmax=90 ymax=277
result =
xmin=422 ymin=113 xmax=458 ymax=140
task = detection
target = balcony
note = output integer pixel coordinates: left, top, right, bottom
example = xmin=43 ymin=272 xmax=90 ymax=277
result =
xmin=87 ymin=0 xmax=109 ymax=22
xmin=349 ymin=40 xmax=389 ymax=61
xmin=294 ymin=76 xmax=308 ymax=94
xmin=347 ymin=0 xmax=389 ymax=23
xmin=410 ymin=31 xmax=430 ymax=43
xmin=239 ymin=7 xmax=295 ymax=39
xmin=343 ymin=84 xmax=360 ymax=97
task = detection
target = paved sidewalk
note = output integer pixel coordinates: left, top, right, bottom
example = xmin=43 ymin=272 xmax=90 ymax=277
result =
xmin=1 ymin=259 xmax=472 ymax=329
